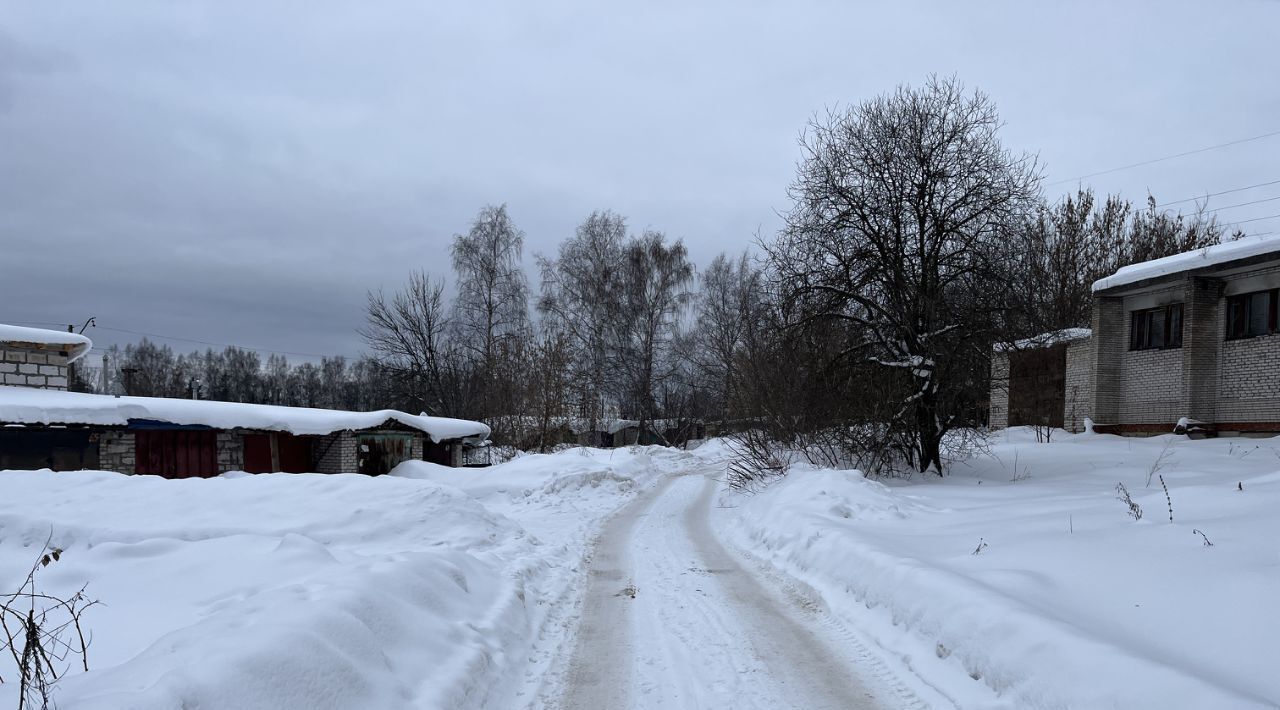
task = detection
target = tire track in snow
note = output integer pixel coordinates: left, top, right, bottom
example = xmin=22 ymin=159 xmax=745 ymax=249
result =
xmin=551 ymin=467 xmax=893 ymax=709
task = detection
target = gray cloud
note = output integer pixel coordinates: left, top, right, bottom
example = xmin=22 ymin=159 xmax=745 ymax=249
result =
xmin=2 ymin=1 xmax=1279 ymax=360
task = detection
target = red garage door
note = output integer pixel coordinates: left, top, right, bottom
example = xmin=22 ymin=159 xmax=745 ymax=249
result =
xmin=135 ymin=430 xmax=218 ymax=479
xmin=243 ymin=432 xmax=314 ymax=473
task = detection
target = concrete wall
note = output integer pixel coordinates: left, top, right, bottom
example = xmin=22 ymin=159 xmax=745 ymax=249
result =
xmin=0 ymin=348 xmax=69 ymax=390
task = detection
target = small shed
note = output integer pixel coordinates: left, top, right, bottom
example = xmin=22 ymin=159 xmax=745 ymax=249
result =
xmin=990 ymin=329 xmax=1093 ymax=433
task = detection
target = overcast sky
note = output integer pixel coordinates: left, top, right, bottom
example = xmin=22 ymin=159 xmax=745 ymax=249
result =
xmin=2 ymin=1 xmax=1279 ymax=362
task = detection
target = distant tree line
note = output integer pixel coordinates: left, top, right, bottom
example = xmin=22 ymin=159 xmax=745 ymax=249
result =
xmin=88 ymin=344 xmax=398 ymax=412
xmin=85 ymin=75 xmax=1243 ymax=475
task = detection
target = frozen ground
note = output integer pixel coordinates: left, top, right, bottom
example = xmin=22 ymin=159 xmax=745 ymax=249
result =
xmin=711 ymin=431 xmax=1280 ymax=710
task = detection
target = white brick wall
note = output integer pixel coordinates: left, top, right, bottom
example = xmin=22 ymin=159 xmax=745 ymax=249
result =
xmin=1119 ymin=347 xmax=1183 ymax=422
xmin=1064 ymin=339 xmax=1092 ymax=433
xmin=0 ymin=347 xmax=71 ymax=390
xmin=314 ymin=432 xmax=358 ymax=473
xmin=1220 ymin=335 xmax=1280 ymax=400
xmin=988 ymin=351 xmax=1009 ymax=429
xmin=98 ymin=431 xmax=136 ymax=473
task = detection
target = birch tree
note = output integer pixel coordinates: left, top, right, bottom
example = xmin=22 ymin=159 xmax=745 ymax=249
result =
xmin=451 ymin=204 xmax=530 ymax=421
xmin=537 ymin=210 xmax=627 ymax=425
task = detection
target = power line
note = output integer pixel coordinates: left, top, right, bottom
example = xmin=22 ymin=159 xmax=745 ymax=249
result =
xmin=1227 ymin=212 xmax=1280 ymax=227
xmin=1046 ymin=129 xmax=1280 ymax=187
xmin=1202 ymin=194 xmax=1280 ymax=215
xmin=1155 ymin=178 xmax=1280 ymax=209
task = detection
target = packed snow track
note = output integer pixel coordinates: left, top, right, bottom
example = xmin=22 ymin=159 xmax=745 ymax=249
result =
xmin=551 ymin=467 xmax=891 ymax=710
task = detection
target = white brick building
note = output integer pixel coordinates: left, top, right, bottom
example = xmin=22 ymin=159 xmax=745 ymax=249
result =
xmin=0 ymin=324 xmax=92 ymax=390
xmin=993 ymin=235 xmax=1280 ymax=436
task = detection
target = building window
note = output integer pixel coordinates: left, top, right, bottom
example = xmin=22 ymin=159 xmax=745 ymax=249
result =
xmin=1226 ymin=289 xmax=1279 ymax=339
xmin=1130 ymin=303 xmax=1183 ymax=351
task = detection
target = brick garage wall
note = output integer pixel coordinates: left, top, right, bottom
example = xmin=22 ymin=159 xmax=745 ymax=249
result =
xmin=0 ymin=348 xmax=70 ymax=390
xmin=216 ymin=431 xmax=244 ymax=472
xmin=313 ymin=431 xmax=358 ymax=473
xmin=98 ymin=430 xmax=135 ymax=474
xmin=988 ymin=351 xmax=1009 ymax=429
xmin=1064 ymin=338 xmax=1092 ymax=433
xmin=410 ymin=433 xmax=424 ymax=461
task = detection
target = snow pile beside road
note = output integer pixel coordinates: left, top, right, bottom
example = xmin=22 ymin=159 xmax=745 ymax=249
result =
xmin=0 ymin=446 xmax=687 ymax=709
xmin=712 ymin=431 xmax=1280 ymax=709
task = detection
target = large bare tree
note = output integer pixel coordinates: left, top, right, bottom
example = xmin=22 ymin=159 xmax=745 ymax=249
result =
xmin=451 ymin=204 xmax=530 ymax=422
xmin=772 ymin=76 xmax=1040 ymax=473
xmin=537 ymin=210 xmax=627 ymax=426
xmin=612 ymin=231 xmax=695 ymax=439
xmin=695 ymin=251 xmax=762 ymax=425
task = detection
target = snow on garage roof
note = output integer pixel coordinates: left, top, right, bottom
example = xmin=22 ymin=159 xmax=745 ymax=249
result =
xmin=0 ymin=386 xmax=489 ymax=442
xmin=0 ymin=324 xmax=93 ymax=363
xmin=1092 ymin=234 xmax=1280 ymax=293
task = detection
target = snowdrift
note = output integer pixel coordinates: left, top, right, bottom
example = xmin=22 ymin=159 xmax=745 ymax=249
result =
xmin=0 ymin=445 xmax=692 ymax=709
xmin=713 ymin=431 xmax=1280 ymax=709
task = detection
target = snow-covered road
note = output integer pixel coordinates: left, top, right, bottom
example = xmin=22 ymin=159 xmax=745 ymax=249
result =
xmin=555 ymin=467 xmax=890 ymax=710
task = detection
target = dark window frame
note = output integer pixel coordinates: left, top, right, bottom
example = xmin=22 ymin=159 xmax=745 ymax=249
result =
xmin=1129 ymin=303 xmax=1184 ymax=351
xmin=1226 ymin=288 xmax=1280 ymax=340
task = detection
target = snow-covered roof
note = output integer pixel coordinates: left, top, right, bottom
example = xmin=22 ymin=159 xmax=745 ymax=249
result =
xmin=0 ymin=324 xmax=93 ymax=363
xmin=1092 ymin=235 xmax=1280 ymax=293
xmin=995 ymin=328 xmax=1092 ymax=353
xmin=0 ymin=386 xmax=489 ymax=442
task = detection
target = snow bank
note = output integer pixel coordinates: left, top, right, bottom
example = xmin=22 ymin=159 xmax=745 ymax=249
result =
xmin=0 ymin=445 xmax=695 ymax=709
xmin=712 ymin=432 xmax=1280 ymax=709
xmin=0 ymin=385 xmax=489 ymax=442
xmin=1092 ymin=234 xmax=1280 ymax=292
xmin=0 ymin=323 xmax=93 ymax=362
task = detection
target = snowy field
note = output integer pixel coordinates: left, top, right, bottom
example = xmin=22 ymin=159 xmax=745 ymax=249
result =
xmin=0 ymin=446 xmax=695 ymax=709
xmin=712 ymin=430 xmax=1280 ymax=710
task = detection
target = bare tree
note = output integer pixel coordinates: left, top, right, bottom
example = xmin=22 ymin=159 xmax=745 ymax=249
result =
xmin=451 ymin=204 xmax=530 ymax=422
xmin=612 ymin=231 xmax=695 ymax=439
xmin=361 ymin=270 xmax=463 ymax=415
xmin=1011 ymin=189 xmax=1229 ymax=336
xmin=772 ymin=76 xmax=1040 ymax=474
xmin=537 ymin=210 xmax=627 ymax=426
xmin=695 ymin=251 xmax=762 ymax=426
xmin=527 ymin=325 xmax=574 ymax=451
